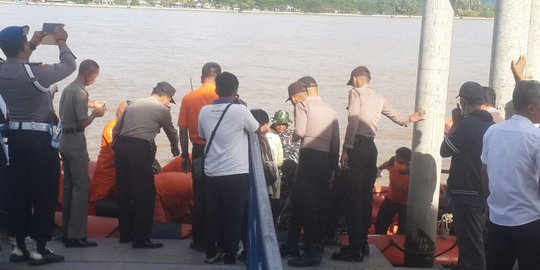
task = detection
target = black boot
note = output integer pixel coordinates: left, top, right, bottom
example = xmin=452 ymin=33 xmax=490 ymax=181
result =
xmin=288 ymin=250 xmax=321 ymax=267
xmin=331 ymin=246 xmax=363 ymax=262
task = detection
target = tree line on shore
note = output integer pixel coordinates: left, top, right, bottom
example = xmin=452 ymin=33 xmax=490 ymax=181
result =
xmin=34 ymin=0 xmax=496 ymax=17
xmin=150 ymin=0 xmax=494 ymax=17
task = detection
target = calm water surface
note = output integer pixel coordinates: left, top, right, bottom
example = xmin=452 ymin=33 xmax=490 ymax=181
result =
xmin=0 ymin=4 xmax=493 ymax=177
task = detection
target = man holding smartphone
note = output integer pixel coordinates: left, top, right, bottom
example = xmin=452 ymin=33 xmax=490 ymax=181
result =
xmin=0 ymin=24 xmax=75 ymax=265
xmin=59 ymin=59 xmax=105 ymax=248
xmin=441 ymin=81 xmax=494 ymax=270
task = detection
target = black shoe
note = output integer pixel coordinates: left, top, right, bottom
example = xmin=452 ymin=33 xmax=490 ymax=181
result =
xmin=9 ymin=247 xmax=29 ymax=263
xmin=324 ymin=235 xmax=340 ymax=246
xmin=189 ymin=241 xmax=205 ymax=252
xmin=204 ymin=252 xmax=225 ymax=264
xmin=287 ymin=252 xmax=321 ymax=267
xmin=64 ymin=238 xmax=98 ymax=248
xmin=119 ymin=237 xmax=132 ymax=243
xmin=28 ymin=248 xmax=65 ymax=265
xmin=132 ymin=240 xmax=163 ymax=249
xmin=280 ymin=242 xmax=300 ymax=257
xmin=363 ymin=243 xmax=370 ymax=256
xmin=331 ymin=248 xmax=363 ymax=262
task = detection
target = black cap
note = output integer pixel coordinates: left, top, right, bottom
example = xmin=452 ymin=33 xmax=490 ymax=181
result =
xmin=457 ymin=81 xmax=484 ymax=104
xmin=347 ymin=66 xmax=371 ymax=86
xmin=153 ymin=81 xmax=177 ymax=104
xmin=0 ymin=25 xmax=29 ymax=47
xmin=286 ymin=81 xmax=308 ymax=102
xmin=298 ymin=76 xmax=318 ymax=88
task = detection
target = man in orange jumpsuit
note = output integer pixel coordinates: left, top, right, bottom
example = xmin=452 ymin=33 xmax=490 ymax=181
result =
xmin=375 ymin=147 xmax=411 ymax=235
xmin=88 ymin=101 xmax=128 ymax=215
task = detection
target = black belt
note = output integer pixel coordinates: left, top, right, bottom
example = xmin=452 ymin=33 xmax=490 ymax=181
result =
xmin=63 ymin=127 xmax=85 ymax=134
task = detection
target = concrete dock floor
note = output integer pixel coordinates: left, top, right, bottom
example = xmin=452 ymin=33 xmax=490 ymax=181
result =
xmin=0 ymin=238 xmax=441 ymax=270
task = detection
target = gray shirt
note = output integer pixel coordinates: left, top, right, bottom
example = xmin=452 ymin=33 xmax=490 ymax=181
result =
xmin=59 ymin=80 xmax=88 ymax=129
xmin=198 ymin=103 xmax=259 ymax=177
xmin=343 ymin=86 xmax=408 ymax=149
xmin=0 ymin=47 xmax=77 ymax=122
xmin=293 ymin=96 xmax=340 ymax=156
xmin=114 ymin=96 xmax=179 ymax=150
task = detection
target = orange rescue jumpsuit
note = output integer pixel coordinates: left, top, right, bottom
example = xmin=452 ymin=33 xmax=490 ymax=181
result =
xmin=88 ymin=119 xmax=117 ymax=215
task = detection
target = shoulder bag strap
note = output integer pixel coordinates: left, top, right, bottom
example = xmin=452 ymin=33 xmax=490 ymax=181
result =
xmin=203 ymin=103 xmax=233 ymax=157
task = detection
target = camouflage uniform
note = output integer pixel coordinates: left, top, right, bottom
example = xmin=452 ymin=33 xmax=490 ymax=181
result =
xmin=278 ymin=128 xmax=300 ymax=164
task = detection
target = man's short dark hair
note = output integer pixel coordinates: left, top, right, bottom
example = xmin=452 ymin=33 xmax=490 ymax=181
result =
xmin=483 ymin=86 xmax=496 ymax=107
xmin=395 ymin=147 xmax=412 ymax=163
xmin=78 ymin=59 xmax=99 ymax=76
xmin=201 ymin=62 xmax=221 ymax=79
xmin=0 ymin=36 xmax=25 ymax=58
xmin=513 ymin=80 xmax=540 ymax=112
xmin=250 ymin=109 xmax=269 ymax=126
xmin=215 ymin=72 xmax=239 ymax=97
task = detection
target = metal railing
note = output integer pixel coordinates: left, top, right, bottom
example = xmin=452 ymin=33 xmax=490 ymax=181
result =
xmin=247 ymin=134 xmax=283 ymax=270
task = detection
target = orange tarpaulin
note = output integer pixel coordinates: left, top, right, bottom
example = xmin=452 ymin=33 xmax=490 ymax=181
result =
xmin=161 ymin=155 xmax=192 ymax=173
xmin=153 ymin=172 xmax=194 ymax=224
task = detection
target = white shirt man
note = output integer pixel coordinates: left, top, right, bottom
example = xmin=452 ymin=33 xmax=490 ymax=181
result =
xmin=481 ymin=80 xmax=540 ymax=269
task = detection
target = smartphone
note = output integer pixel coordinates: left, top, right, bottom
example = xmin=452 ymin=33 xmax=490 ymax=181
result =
xmin=42 ymin=23 xmax=64 ymax=33
xmin=41 ymin=23 xmax=64 ymax=45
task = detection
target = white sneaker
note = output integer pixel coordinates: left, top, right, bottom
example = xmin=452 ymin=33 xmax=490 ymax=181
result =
xmin=9 ymin=246 xmax=29 ymax=263
xmin=28 ymin=249 xmax=43 ymax=264
xmin=28 ymin=248 xmax=64 ymax=266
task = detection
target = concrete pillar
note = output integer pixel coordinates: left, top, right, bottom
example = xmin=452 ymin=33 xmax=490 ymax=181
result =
xmin=489 ymin=0 xmax=532 ymax=119
xmin=527 ymin=0 xmax=540 ymax=80
xmin=404 ymin=0 xmax=454 ymax=267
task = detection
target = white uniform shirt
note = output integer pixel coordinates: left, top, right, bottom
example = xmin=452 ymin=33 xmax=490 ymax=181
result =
xmin=481 ymin=114 xmax=540 ymax=226
xmin=198 ymin=102 xmax=259 ymax=177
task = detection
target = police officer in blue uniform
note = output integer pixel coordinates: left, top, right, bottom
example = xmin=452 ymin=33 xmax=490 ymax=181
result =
xmin=0 ymin=25 xmax=76 ymax=265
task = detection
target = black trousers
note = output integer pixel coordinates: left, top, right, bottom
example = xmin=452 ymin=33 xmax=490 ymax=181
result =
xmin=114 ymin=136 xmax=155 ymax=244
xmin=204 ymin=174 xmax=248 ymax=264
xmin=0 ymin=144 xmax=8 ymax=230
xmin=452 ymin=201 xmax=486 ymax=270
xmin=375 ymin=198 xmax=407 ymax=235
xmin=343 ymin=135 xmax=378 ymax=253
xmin=486 ymin=218 xmax=540 ymax=270
xmin=7 ymin=130 xmax=60 ymax=243
xmin=191 ymin=143 xmax=206 ymax=244
xmin=327 ymin=171 xmax=347 ymax=239
xmin=291 ymin=148 xmax=331 ymax=253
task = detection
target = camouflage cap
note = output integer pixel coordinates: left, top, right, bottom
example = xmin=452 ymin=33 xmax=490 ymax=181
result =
xmin=271 ymin=110 xmax=292 ymax=125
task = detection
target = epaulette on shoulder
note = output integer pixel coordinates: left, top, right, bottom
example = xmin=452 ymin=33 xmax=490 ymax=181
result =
xmin=28 ymin=62 xmax=43 ymax=66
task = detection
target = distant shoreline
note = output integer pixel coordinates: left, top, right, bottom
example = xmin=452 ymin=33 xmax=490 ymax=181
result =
xmin=0 ymin=1 xmax=494 ymax=20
